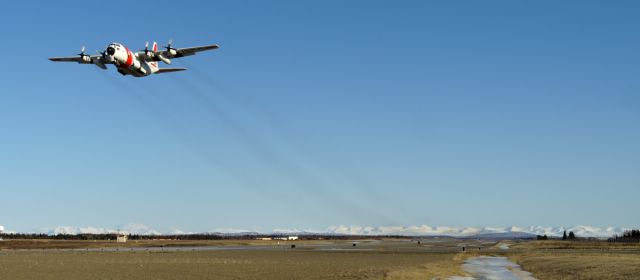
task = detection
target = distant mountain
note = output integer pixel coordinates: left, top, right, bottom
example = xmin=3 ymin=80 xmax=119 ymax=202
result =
xmin=320 ymin=225 xmax=628 ymax=238
xmin=206 ymin=231 xmax=262 ymax=236
xmin=466 ymin=231 xmax=538 ymax=239
xmin=24 ymin=224 xmax=629 ymax=238
xmin=41 ymin=223 xmax=161 ymax=236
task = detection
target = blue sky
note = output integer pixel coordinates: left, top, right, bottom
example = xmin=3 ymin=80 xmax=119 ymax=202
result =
xmin=1 ymin=0 xmax=639 ymax=233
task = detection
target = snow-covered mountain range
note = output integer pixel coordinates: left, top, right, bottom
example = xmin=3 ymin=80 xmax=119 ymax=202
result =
xmin=20 ymin=224 xmax=630 ymax=239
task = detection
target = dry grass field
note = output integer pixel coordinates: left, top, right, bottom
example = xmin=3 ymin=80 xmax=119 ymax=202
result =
xmin=511 ymin=240 xmax=640 ymax=251
xmin=0 ymin=249 xmax=464 ymax=280
xmin=0 ymin=239 xmax=339 ymax=250
xmin=2 ymin=239 xmax=639 ymax=279
xmin=509 ymin=252 xmax=640 ymax=280
xmin=0 ymin=238 xmax=474 ymax=279
xmin=505 ymin=241 xmax=640 ymax=280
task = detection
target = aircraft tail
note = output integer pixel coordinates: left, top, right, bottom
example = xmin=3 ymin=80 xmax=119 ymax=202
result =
xmin=149 ymin=41 xmax=160 ymax=71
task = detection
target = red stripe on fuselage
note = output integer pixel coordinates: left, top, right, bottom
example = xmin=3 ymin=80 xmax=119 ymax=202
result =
xmin=124 ymin=46 xmax=133 ymax=67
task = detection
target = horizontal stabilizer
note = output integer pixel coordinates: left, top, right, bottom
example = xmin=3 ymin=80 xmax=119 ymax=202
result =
xmin=156 ymin=68 xmax=187 ymax=74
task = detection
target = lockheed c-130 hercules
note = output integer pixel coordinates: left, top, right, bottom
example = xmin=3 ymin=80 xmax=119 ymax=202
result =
xmin=49 ymin=40 xmax=219 ymax=77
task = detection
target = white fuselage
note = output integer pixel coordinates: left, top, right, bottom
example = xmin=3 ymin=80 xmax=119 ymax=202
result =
xmin=107 ymin=43 xmax=158 ymax=77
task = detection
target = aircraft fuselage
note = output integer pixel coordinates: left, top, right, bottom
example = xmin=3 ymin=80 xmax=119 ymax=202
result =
xmin=107 ymin=43 xmax=158 ymax=77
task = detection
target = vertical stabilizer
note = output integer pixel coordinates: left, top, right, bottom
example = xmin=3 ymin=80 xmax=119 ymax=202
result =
xmin=149 ymin=41 xmax=159 ymax=71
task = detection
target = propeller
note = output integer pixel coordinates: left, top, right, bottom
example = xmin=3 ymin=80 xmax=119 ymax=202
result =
xmin=96 ymin=49 xmax=114 ymax=65
xmin=164 ymin=39 xmax=173 ymax=49
xmin=97 ymin=50 xmax=107 ymax=59
xmin=140 ymin=41 xmax=154 ymax=57
xmin=92 ymin=50 xmax=109 ymax=69
xmin=163 ymin=39 xmax=177 ymax=53
xmin=77 ymin=46 xmax=88 ymax=57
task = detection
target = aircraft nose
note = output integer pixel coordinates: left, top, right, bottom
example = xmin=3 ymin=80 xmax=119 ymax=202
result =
xmin=106 ymin=47 xmax=115 ymax=55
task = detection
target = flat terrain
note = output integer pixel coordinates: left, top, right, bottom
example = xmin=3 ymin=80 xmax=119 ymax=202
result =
xmin=506 ymin=241 xmax=640 ymax=280
xmin=1 ymin=239 xmax=639 ymax=279
xmin=0 ymin=239 xmax=474 ymax=280
xmin=0 ymin=250 xmax=465 ymax=280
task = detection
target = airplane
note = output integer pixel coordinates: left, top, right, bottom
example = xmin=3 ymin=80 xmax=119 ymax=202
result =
xmin=49 ymin=40 xmax=219 ymax=77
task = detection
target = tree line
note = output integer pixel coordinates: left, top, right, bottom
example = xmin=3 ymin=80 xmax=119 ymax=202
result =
xmin=535 ymin=230 xmax=577 ymax=241
xmin=535 ymin=228 xmax=640 ymax=243
xmin=608 ymin=229 xmax=640 ymax=243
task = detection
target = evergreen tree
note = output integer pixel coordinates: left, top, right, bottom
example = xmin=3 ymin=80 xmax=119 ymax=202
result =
xmin=562 ymin=230 xmax=567 ymax=240
xmin=568 ymin=231 xmax=576 ymax=240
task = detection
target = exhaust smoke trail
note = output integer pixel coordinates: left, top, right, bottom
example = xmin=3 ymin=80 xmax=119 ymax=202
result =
xmin=100 ymin=73 xmax=366 ymax=226
xmin=166 ymin=70 xmax=398 ymax=225
xmin=175 ymin=60 xmax=411 ymax=225
xmin=98 ymin=72 xmax=272 ymax=199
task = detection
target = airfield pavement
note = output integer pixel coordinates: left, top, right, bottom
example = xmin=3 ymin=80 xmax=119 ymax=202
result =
xmin=0 ymin=238 xmax=639 ymax=279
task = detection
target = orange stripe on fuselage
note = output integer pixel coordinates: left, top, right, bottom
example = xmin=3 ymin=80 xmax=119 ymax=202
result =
xmin=124 ymin=46 xmax=133 ymax=67
xmin=117 ymin=47 xmax=134 ymax=69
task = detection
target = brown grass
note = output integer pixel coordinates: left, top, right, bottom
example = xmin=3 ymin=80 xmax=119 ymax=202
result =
xmin=0 ymin=239 xmax=345 ymax=250
xmin=0 ymin=250 xmax=463 ymax=280
xmin=511 ymin=240 xmax=640 ymax=251
xmin=506 ymin=241 xmax=640 ymax=280
xmin=8 ymin=239 xmax=639 ymax=279
xmin=508 ymin=252 xmax=640 ymax=280
xmin=384 ymin=253 xmax=468 ymax=280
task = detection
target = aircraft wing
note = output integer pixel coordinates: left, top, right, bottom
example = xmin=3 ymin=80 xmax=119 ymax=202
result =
xmin=49 ymin=56 xmax=90 ymax=62
xmin=139 ymin=44 xmax=219 ymax=62
xmin=49 ymin=55 xmax=110 ymax=69
xmin=164 ymin=44 xmax=220 ymax=58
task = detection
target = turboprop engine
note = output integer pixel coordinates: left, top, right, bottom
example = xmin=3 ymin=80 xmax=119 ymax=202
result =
xmin=164 ymin=39 xmax=178 ymax=56
xmin=78 ymin=46 xmax=91 ymax=63
xmin=139 ymin=41 xmax=171 ymax=65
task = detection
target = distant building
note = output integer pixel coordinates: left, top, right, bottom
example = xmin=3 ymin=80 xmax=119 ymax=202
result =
xmin=275 ymin=236 xmax=299 ymax=241
xmin=116 ymin=234 xmax=128 ymax=243
xmin=256 ymin=237 xmax=272 ymax=241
